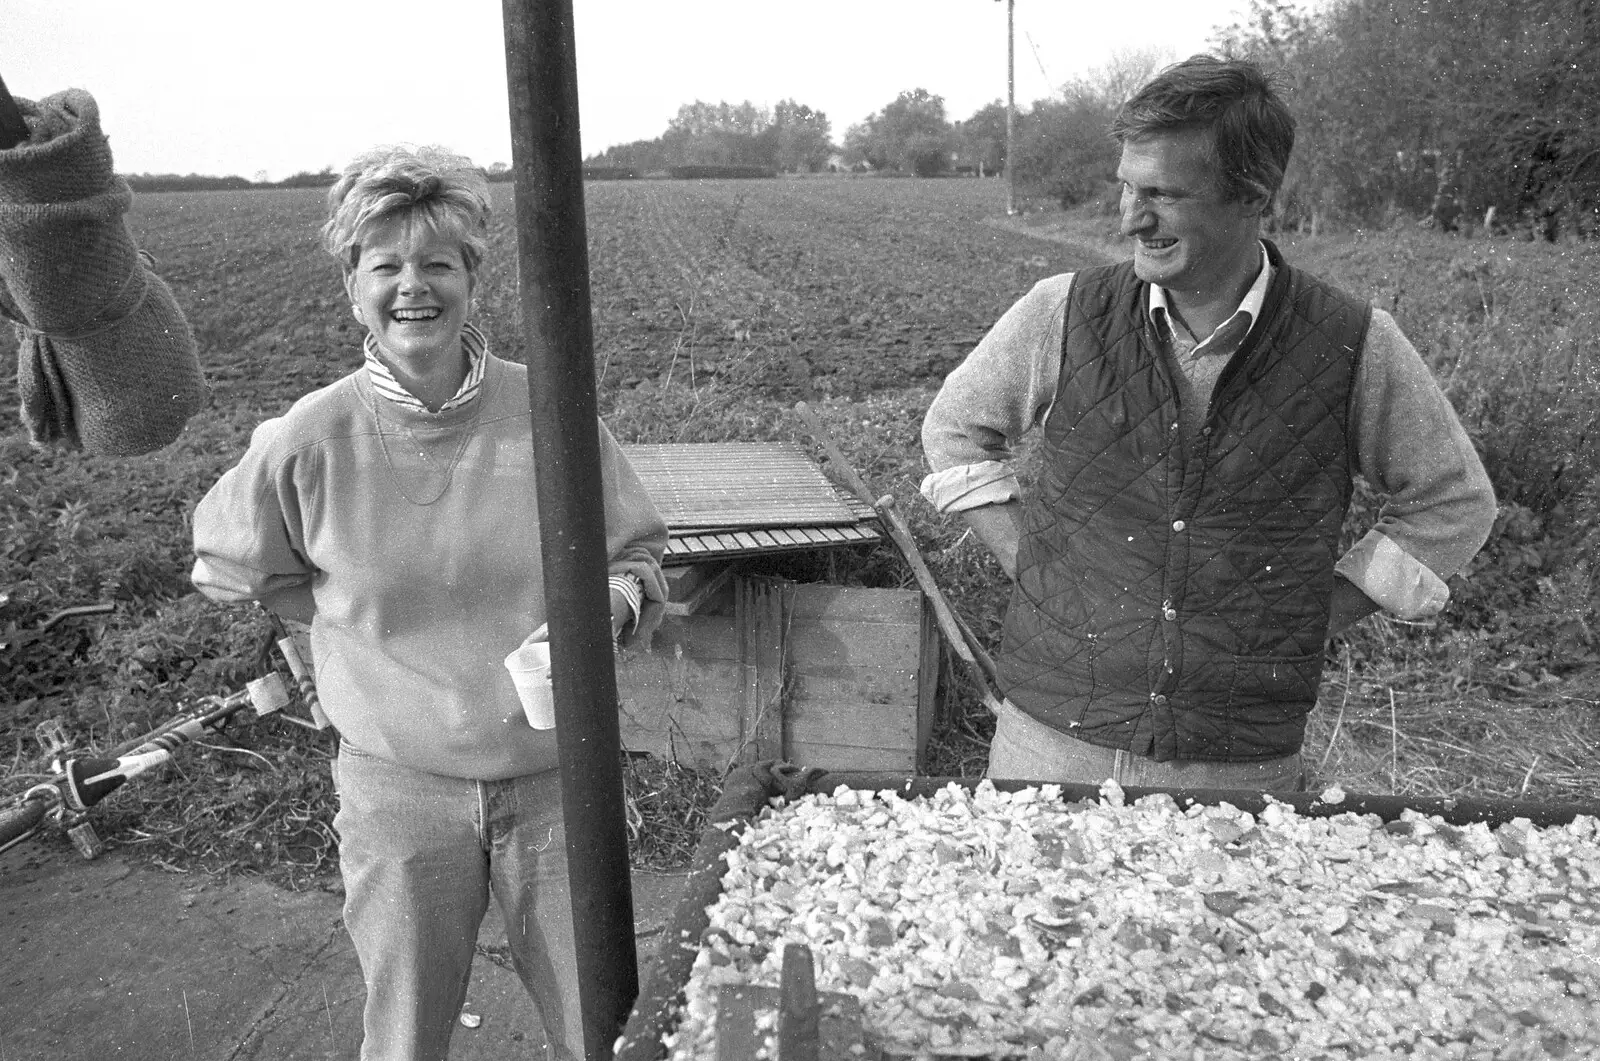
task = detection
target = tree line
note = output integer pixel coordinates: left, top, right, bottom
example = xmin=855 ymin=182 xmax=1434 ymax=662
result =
xmin=586 ymin=99 xmax=834 ymax=174
xmin=123 ymin=169 xmax=342 ymax=193
xmin=1218 ymin=0 xmax=1598 ymax=239
xmin=591 ymin=0 xmax=1595 ymax=241
xmin=1001 ymin=0 xmax=1598 ymax=239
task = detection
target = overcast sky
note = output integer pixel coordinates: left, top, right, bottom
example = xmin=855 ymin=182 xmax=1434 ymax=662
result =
xmin=8 ymin=0 xmax=1253 ymax=181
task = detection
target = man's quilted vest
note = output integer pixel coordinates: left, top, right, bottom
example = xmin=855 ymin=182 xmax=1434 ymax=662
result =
xmin=998 ymin=242 xmax=1371 ymax=762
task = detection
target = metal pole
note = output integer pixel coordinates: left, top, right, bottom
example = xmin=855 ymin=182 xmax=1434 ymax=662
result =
xmin=501 ymin=2 xmax=638 ymax=1057
xmin=1006 ymin=0 xmax=1017 ymax=215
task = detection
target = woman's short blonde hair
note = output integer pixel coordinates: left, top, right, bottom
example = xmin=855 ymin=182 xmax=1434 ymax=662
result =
xmin=320 ymin=145 xmax=491 ymax=274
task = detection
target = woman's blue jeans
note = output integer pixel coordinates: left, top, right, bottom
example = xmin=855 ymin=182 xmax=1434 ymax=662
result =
xmin=332 ymin=744 xmax=581 ymax=1061
xmin=986 ymin=698 xmax=1307 ymax=792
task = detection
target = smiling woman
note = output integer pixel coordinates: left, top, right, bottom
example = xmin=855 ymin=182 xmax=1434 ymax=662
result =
xmin=187 ymin=142 xmax=670 ymax=1061
xmin=343 ymin=217 xmax=475 ymax=410
xmin=321 ymin=147 xmax=488 ymax=411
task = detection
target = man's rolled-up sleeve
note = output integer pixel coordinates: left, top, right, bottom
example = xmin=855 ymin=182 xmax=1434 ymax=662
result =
xmin=1337 ymin=309 xmax=1497 ymax=618
xmin=920 ymin=274 xmax=1074 ymax=514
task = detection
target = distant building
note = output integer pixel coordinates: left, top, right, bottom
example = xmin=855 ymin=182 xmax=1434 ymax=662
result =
xmin=826 ymin=153 xmax=873 ymax=174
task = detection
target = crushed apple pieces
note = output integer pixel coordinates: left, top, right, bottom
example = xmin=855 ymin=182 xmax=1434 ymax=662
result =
xmin=664 ymin=780 xmax=1600 ymax=1060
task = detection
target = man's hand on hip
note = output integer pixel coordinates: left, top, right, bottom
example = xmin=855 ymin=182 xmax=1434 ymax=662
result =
xmin=1328 ymin=575 xmax=1382 ymax=639
xmin=961 ymin=501 xmax=1024 ymax=581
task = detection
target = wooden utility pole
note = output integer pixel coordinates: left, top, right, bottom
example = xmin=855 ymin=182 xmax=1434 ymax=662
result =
xmin=501 ymin=2 xmax=638 ymax=1058
xmin=1004 ymin=0 xmax=1017 ymax=214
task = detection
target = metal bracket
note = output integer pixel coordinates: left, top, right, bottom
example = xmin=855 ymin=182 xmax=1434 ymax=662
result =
xmin=34 ymin=718 xmax=71 ymax=758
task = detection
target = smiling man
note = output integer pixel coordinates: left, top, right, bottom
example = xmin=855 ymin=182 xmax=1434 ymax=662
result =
xmin=920 ymin=56 xmax=1496 ymax=791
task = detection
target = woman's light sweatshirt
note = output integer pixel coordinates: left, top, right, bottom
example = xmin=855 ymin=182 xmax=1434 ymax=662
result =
xmin=191 ymin=353 xmax=667 ymax=780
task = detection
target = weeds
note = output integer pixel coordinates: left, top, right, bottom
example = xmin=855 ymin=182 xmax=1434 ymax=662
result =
xmin=621 ymin=753 xmax=722 ymax=870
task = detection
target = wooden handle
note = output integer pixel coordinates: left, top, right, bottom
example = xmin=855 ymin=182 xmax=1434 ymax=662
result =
xmin=777 ymin=943 xmax=820 ymax=1061
xmin=0 ymin=72 xmax=31 ymax=150
xmin=793 ymin=401 xmax=876 ymax=505
xmin=875 ymin=494 xmax=1000 ymax=690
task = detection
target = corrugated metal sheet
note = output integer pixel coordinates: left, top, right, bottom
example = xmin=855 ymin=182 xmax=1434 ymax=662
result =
xmin=622 ymin=442 xmax=881 ymax=562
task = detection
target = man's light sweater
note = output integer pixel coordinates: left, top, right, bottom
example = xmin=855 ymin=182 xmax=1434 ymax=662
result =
xmin=191 ymin=354 xmax=667 ymax=780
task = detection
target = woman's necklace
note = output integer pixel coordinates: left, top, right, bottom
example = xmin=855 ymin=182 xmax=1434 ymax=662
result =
xmin=369 ymin=391 xmax=485 ymax=506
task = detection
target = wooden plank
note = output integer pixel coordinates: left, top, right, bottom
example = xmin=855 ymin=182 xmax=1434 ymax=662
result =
xmin=663 ymin=566 xmax=736 ymax=617
xmin=616 ymin=658 xmax=745 ymax=738
xmin=787 ymin=622 xmax=923 ymax=674
xmin=787 ymin=669 xmax=918 ymax=707
xmin=779 ymin=944 xmax=820 ymax=1061
xmin=617 ymin=610 xmax=748 ymax=768
xmin=615 ymin=659 xmax=746 ymax=725
xmin=789 ymin=585 xmax=922 ymax=624
xmin=672 ymin=536 xmax=709 ymax=557
xmin=917 ymin=595 xmax=942 ymax=749
xmin=737 ymin=578 xmax=792 ymax=764
xmin=617 ymin=727 xmax=731 ymax=767
xmin=663 ymin=562 xmax=734 ymax=604
xmin=617 ymin=583 xmax=933 ymax=771
xmin=712 ymin=983 xmax=871 ymax=1061
xmin=785 ymin=699 xmax=916 ymax=750
xmin=640 ymin=611 xmax=743 ymax=659
xmin=785 ymin=740 xmax=916 ymax=772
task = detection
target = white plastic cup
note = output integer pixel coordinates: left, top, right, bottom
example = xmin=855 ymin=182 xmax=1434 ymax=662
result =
xmin=504 ymin=639 xmax=555 ymax=729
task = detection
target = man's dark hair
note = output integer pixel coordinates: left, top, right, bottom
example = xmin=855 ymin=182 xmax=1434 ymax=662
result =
xmin=1111 ymin=55 xmax=1295 ymax=210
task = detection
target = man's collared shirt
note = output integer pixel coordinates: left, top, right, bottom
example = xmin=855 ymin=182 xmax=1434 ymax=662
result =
xmin=1147 ymin=243 xmax=1273 ymax=361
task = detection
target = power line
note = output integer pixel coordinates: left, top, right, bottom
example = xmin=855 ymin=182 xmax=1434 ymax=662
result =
xmin=1024 ymin=30 xmax=1053 ymax=89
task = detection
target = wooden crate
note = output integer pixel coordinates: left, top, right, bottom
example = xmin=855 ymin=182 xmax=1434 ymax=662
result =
xmin=617 ymin=569 xmax=939 ymax=772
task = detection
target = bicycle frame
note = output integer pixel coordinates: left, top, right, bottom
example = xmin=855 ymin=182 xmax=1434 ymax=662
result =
xmin=0 ymin=672 xmax=303 ymax=860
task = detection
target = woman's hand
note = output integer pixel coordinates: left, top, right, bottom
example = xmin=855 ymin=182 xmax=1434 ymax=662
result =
xmin=609 ymin=584 xmax=632 ymax=640
xmin=523 ymin=586 xmax=632 ymax=646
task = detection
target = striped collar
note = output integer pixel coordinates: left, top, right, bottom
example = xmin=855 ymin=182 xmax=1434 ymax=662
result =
xmin=1147 ymin=242 xmax=1273 ymax=357
xmin=363 ymin=323 xmax=488 ymax=413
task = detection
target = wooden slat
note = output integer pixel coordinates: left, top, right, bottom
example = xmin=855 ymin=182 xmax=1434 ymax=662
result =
xmin=623 ymin=442 xmax=858 ymax=527
xmin=786 ymin=699 xmax=917 ymax=749
xmin=788 ymin=669 xmax=920 ymax=708
xmin=738 ymin=578 xmax=791 ymax=764
xmin=778 ymin=944 xmax=820 ymax=1061
xmin=790 ymin=584 xmax=924 ymax=623
xmin=784 ymin=740 xmax=916 ymax=772
xmin=662 ymin=523 xmax=881 ymax=562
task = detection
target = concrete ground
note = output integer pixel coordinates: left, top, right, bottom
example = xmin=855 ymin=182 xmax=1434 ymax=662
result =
xmin=0 ymin=844 xmax=690 ymax=1060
